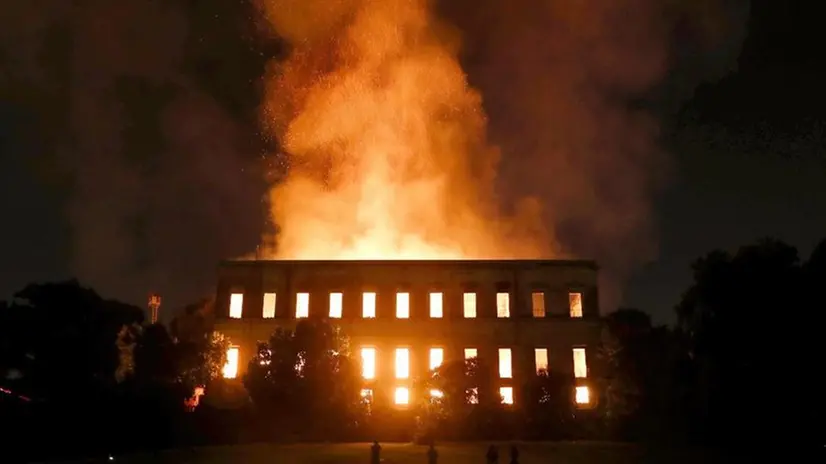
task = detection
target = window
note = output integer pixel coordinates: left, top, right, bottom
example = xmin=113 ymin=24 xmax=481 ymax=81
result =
xmin=296 ymin=292 xmax=309 ymax=318
xmin=500 ymin=386 xmax=514 ymax=405
xmin=360 ymin=389 xmax=373 ymax=403
xmin=329 ymin=292 xmax=343 ymax=318
xmin=429 ymin=348 xmax=444 ymax=371
xmin=535 ymin=348 xmax=549 ymax=373
xmin=569 ymin=292 xmax=583 ymax=318
xmin=362 ymin=292 xmax=376 ymax=318
xmin=222 ymin=346 xmax=239 ymax=379
xmin=531 ymin=292 xmax=545 ymax=317
xmin=463 ymin=292 xmax=476 ymax=318
xmin=395 ymin=348 xmax=410 ymax=379
xmin=429 ymin=292 xmax=443 ymax=318
xmin=229 ymin=293 xmax=243 ymax=319
xmin=394 ymin=386 xmax=410 ymax=405
xmin=464 ymin=348 xmax=478 ymax=360
xmin=575 ymin=386 xmax=590 ymax=404
xmin=573 ymin=348 xmax=587 ymax=378
xmin=467 ymin=387 xmax=479 ymax=404
xmin=262 ymin=292 xmax=276 ymax=318
xmin=396 ymin=292 xmax=410 ymax=319
xmin=361 ymin=347 xmax=376 ymax=380
xmin=498 ymin=348 xmax=512 ymax=379
xmin=496 ymin=292 xmax=510 ymax=318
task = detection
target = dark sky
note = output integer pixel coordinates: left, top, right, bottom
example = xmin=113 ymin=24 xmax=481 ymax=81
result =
xmin=1 ymin=0 xmax=823 ymax=324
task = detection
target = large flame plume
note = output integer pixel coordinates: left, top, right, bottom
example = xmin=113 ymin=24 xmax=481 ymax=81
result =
xmin=258 ymin=0 xmax=551 ymax=260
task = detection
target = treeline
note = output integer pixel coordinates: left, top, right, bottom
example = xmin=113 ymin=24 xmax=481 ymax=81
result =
xmin=0 ymin=283 xmax=230 ymax=461
xmin=0 ymin=237 xmax=824 ymax=460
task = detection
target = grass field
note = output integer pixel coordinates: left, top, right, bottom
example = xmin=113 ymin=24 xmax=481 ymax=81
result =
xmin=112 ymin=442 xmax=728 ymax=464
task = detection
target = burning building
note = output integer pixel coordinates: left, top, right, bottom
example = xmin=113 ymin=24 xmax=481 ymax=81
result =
xmin=213 ymin=258 xmax=600 ymax=407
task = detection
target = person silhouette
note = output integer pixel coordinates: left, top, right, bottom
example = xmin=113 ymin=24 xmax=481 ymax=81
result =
xmin=427 ymin=443 xmax=438 ymax=464
xmin=370 ymin=441 xmax=381 ymax=464
xmin=486 ymin=444 xmax=499 ymax=464
xmin=509 ymin=445 xmax=519 ymax=464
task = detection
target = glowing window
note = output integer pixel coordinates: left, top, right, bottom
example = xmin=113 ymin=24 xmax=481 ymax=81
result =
xmin=500 ymin=386 xmax=514 ymax=405
xmin=573 ymin=348 xmax=587 ymax=378
xmin=535 ymin=348 xmax=549 ymax=373
xmin=429 ymin=292 xmax=443 ymax=318
xmin=360 ymin=388 xmax=373 ymax=402
xmin=396 ymin=292 xmax=410 ymax=319
xmin=329 ymin=292 xmax=343 ymax=318
xmin=262 ymin=292 xmax=276 ymax=318
xmin=569 ymin=292 xmax=583 ymax=318
xmin=361 ymin=347 xmax=376 ymax=380
xmin=467 ymin=387 xmax=479 ymax=404
xmin=464 ymin=348 xmax=478 ymax=360
xmin=430 ymin=389 xmax=443 ymax=398
xmin=296 ymin=293 xmax=309 ymax=318
xmin=498 ymin=348 xmax=512 ymax=379
xmin=229 ymin=293 xmax=243 ymax=319
xmin=429 ymin=347 xmax=444 ymax=371
xmin=362 ymin=292 xmax=376 ymax=318
xmin=496 ymin=292 xmax=510 ymax=318
xmin=463 ymin=292 xmax=476 ymax=318
xmin=394 ymin=386 xmax=410 ymax=405
xmin=395 ymin=348 xmax=410 ymax=379
xmin=222 ymin=346 xmax=239 ymax=379
xmin=532 ymin=292 xmax=545 ymax=317
xmin=575 ymin=386 xmax=590 ymax=404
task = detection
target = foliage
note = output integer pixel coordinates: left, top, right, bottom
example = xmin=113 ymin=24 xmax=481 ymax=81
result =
xmin=675 ymin=238 xmax=823 ymax=446
xmin=0 ymin=280 xmax=144 ymax=400
xmin=243 ymin=318 xmax=363 ymax=439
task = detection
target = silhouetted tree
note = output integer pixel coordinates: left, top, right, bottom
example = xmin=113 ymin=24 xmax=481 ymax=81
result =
xmin=598 ymin=308 xmax=690 ymax=442
xmin=243 ymin=319 xmax=363 ymax=440
xmin=676 ymin=238 xmax=822 ymax=447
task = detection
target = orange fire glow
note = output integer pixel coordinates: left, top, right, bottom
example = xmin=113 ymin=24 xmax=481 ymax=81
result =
xmin=257 ymin=0 xmax=552 ymax=261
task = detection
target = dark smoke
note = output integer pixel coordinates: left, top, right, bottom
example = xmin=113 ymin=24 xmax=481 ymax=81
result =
xmin=439 ymin=0 xmax=748 ymax=307
xmin=0 ymin=1 xmax=266 ymax=313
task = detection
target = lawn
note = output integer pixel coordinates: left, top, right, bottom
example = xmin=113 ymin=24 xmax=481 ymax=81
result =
xmin=113 ymin=442 xmax=727 ymax=464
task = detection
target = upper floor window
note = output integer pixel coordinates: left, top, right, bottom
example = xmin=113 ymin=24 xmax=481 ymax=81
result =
xmin=396 ymin=292 xmax=410 ymax=319
xmin=429 ymin=292 xmax=443 ymax=318
xmin=531 ymin=292 xmax=545 ymax=317
xmin=262 ymin=292 xmax=276 ymax=319
xmin=296 ymin=292 xmax=309 ymax=318
xmin=362 ymin=292 xmax=376 ymax=318
xmin=569 ymin=292 xmax=583 ymax=318
xmin=229 ymin=293 xmax=243 ymax=319
xmin=496 ymin=292 xmax=510 ymax=318
xmin=329 ymin=292 xmax=343 ymax=318
xmin=463 ymin=292 xmax=477 ymax=318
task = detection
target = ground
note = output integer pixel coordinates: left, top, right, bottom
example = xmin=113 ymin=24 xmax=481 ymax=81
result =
xmin=113 ymin=442 xmax=727 ymax=464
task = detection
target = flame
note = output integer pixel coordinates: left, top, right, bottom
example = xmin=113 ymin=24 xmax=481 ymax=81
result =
xmin=257 ymin=0 xmax=552 ymax=260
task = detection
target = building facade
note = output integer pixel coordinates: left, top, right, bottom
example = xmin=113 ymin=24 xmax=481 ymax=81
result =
xmin=213 ymin=259 xmax=601 ymax=408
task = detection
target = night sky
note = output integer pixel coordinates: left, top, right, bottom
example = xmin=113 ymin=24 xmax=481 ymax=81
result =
xmin=1 ymin=0 xmax=823 ymax=324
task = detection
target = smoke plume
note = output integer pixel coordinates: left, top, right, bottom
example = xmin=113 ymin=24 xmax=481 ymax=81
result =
xmin=259 ymin=0 xmax=742 ymax=305
xmin=258 ymin=0 xmax=553 ymax=260
xmin=1 ymin=1 xmax=264 ymax=310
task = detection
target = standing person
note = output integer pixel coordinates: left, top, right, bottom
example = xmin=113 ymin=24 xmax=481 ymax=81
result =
xmin=486 ymin=444 xmax=499 ymax=464
xmin=370 ymin=441 xmax=381 ymax=464
xmin=509 ymin=445 xmax=519 ymax=464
